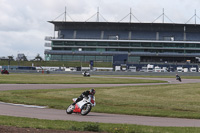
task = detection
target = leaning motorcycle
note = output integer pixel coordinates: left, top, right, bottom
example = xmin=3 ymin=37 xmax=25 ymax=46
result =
xmin=82 ymin=72 xmax=90 ymax=77
xmin=66 ymin=95 xmax=96 ymax=116
xmin=176 ymin=77 xmax=182 ymax=82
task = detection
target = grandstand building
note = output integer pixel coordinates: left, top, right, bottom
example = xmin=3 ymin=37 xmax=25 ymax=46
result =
xmin=44 ymin=21 xmax=200 ymax=66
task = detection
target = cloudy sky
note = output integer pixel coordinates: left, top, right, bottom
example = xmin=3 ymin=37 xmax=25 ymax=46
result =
xmin=0 ymin=0 xmax=200 ymax=60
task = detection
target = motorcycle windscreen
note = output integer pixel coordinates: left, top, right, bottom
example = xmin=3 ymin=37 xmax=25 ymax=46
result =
xmin=72 ymin=98 xmax=77 ymax=102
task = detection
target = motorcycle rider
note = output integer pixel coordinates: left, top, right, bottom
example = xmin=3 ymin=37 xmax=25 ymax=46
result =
xmin=72 ymin=88 xmax=95 ymax=106
xmin=176 ymin=74 xmax=181 ymax=81
xmin=83 ymin=71 xmax=87 ymax=76
xmin=83 ymin=71 xmax=90 ymax=76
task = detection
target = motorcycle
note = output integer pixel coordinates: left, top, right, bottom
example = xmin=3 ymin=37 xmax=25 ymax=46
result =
xmin=1 ymin=69 xmax=9 ymax=74
xmin=66 ymin=95 xmax=96 ymax=116
xmin=176 ymin=76 xmax=182 ymax=82
xmin=82 ymin=71 xmax=90 ymax=77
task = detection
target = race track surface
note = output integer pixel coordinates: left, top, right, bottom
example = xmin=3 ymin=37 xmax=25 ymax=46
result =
xmin=1 ymin=77 xmax=200 ymax=127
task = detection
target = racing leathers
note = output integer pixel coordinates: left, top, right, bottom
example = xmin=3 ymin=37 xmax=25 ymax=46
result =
xmin=72 ymin=90 xmax=90 ymax=105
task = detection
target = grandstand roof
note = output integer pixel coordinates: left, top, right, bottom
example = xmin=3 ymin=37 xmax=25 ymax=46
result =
xmin=49 ymin=21 xmax=200 ymax=32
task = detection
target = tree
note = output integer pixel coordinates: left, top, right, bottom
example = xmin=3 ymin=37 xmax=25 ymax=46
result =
xmin=34 ymin=54 xmax=43 ymax=61
xmin=16 ymin=54 xmax=28 ymax=61
xmin=8 ymin=56 xmax=14 ymax=61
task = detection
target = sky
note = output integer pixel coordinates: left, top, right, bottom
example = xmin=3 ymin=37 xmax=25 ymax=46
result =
xmin=0 ymin=0 xmax=200 ymax=60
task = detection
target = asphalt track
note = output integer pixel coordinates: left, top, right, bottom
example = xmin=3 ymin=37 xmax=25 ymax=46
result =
xmin=1 ymin=77 xmax=200 ymax=127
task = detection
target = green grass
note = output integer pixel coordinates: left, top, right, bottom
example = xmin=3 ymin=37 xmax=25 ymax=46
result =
xmin=1 ymin=75 xmax=200 ymax=132
xmin=100 ymin=75 xmax=200 ymax=79
xmin=0 ymin=115 xmax=200 ymax=133
xmin=0 ymin=60 xmax=112 ymax=67
xmin=0 ymin=74 xmax=166 ymax=84
xmin=1 ymin=83 xmax=200 ymax=119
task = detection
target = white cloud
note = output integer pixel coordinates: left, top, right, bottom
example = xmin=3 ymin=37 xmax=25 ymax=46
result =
xmin=0 ymin=0 xmax=200 ymax=59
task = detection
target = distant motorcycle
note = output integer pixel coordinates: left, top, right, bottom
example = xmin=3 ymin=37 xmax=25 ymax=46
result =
xmin=1 ymin=69 xmax=9 ymax=74
xmin=82 ymin=71 xmax=90 ymax=77
xmin=176 ymin=76 xmax=182 ymax=82
xmin=66 ymin=95 xmax=96 ymax=116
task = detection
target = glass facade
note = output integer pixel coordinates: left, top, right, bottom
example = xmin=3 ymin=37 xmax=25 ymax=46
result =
xmin=47 ymin=54 xmax=112 ymax=62
xmin=51 ymin=40 xmax=200 ymax=53
xmin=44 ymin=39 xmax=200 ymax=63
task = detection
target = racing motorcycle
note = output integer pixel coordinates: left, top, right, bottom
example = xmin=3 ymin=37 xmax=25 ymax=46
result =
xmin=176 ymin=76 xmax=182 ymax=82
xmin=1 ymin=69 xmax=9 ymax=74
xmin=66 ymin=95 xmax=96 ymax=116
xmin=176 ymin=75 xmax=182 ymax=82
xmin=82 ymin=71 xmax=90 ymax=77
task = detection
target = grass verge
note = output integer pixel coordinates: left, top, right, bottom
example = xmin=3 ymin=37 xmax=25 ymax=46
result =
xmin=0 ymin=115 xmax=200 ymax=133
xmin=1 ymin=83 xmax=200 ymax=119
xmin=97 ymin=75 xmax=200 ymax=79
xmin=0 ymin=74 xmax=166 ymax=84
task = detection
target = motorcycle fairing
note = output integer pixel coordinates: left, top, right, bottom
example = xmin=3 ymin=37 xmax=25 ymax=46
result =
xmin=72 ymin=95 xmax=95 ymax=111
xmin=73 ymin=104 xmax=81 ymax=113
xmin=72 ymin=98 xmax=91 ymax=112
xmin=77 ymin=99 xmax=90 ymax=109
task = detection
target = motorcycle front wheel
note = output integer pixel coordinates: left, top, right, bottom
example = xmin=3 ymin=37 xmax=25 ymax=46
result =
xmin=81 ymin=104 xmax=92 ymax=116
xmin=66 ymin=104 xmax=74 ymax=114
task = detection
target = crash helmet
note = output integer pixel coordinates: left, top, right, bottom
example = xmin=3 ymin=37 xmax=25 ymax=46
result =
xmin=90 ymin=88 xmax=95 ymax=95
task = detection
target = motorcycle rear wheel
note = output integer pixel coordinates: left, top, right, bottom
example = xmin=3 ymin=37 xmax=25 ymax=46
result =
xmin=81 ymin=104 xmax=92 ymax=116
xmin=66 ymin=104 xmax=74 ymax=114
